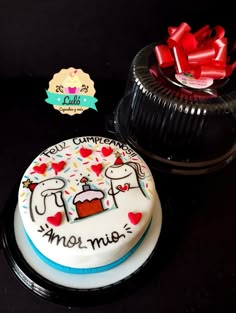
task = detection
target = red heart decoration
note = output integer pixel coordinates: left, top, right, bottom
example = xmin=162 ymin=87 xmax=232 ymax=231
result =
xmin=117 ymin=183 xmax=130 ymax=192
xmin=47 ymin=212 xmax=62 ymax=226
xmin=33 ymin=163 xmax=47 ymax=174
xmin=101 ymin=146 xmax=113 ymax=157
xmin=52 ymin=161 xmax=66 ymax=174
xmin=91 ymin=163 xmax=103 ymax=176
xmin=80 ymin=147 xmax=92 ymax=157
xmin=128 ymin=212 xmax=142 ymax=225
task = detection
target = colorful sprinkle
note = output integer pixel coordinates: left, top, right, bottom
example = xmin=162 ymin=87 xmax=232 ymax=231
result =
xmin=70 ymin=186 xmax=76 ymax=192
xmin=83 ymin=162 xmax=89 ymax=165
xmin=66 ymin=153 xmax=71 ymax=156
xmin=70 ymin=174 xmax=75 ymax=177
xmin=73 ymin=162 xmax=78 ymax=168
xmin=56 ymin=154 xmax=63 ymax=158
xmin=65 ymin=190 xmax=70 ymax=194
xmin=67 ymin=196 xmax=72 ymax=202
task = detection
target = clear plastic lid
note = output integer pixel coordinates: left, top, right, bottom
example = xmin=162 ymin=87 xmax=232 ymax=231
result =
xmin=110 ymin=43 xmax=236 ymax=175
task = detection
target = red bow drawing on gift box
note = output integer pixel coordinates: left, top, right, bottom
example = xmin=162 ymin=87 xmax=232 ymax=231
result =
xmin=154 ymin=22 xmax=236 ymax=80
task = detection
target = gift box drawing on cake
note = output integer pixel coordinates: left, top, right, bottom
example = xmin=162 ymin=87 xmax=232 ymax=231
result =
xmin=18 ymin=136 xmax=158 ymax=273
xmin=45 ymin=68 xmax=98 ymax=115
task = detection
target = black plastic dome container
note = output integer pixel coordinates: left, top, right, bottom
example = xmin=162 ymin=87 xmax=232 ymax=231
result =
xmin=112 ymin=43 xmax=236 ymax=174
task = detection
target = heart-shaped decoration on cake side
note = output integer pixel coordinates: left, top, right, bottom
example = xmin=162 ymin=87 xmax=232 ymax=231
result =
xmin=117 ymin=183 xmax=130 ymax=192
xmin=33 ymin=163 xmax=47 ymax=174
xmin=47 ymin=212 xmax=62 ymax=226
xmin=80 ymin=147 xmax=92 ymax=157
xmin=91 ymin=163 xmax=103 ymax=176
xmin=128 ymin=212 xmax=142 ymax=225
xmin=101 ymin=146 xmax=113 ymax=157
xmin=51 ymin=161 xmax=66 ymax=174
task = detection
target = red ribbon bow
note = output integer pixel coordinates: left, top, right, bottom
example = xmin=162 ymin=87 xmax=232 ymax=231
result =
xmin=155 ymin=22 xmax=236 ymax=80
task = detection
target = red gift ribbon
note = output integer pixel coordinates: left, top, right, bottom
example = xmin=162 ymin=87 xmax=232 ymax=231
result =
xmin=155 ymin=22 xmax=236 ymax=80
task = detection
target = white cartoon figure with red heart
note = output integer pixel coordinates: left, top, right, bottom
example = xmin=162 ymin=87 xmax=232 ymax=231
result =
xmin=24 ymin=178 xmax=67 ymax=223
xmin=105 ymin=152 xmax=147 ymax=209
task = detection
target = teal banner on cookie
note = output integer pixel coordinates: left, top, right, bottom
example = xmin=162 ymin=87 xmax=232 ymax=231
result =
xmin=45 ymin=90 xmax=98 ymax=111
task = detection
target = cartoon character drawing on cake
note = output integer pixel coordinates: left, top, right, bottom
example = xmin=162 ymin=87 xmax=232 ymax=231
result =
xmin=63 ymin=69 xmax=82 ymax=94
xmin=105 ymin=152 xmax=147 ymax=208
xmin=22 ymin=178 xmax=68 ymax=222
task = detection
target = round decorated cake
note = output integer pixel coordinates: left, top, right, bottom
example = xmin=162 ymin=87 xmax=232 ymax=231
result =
xmin=18 ymin=136 xmax=159 ymax=273
xmin=114 ymin=23 xmax=236 ymax=173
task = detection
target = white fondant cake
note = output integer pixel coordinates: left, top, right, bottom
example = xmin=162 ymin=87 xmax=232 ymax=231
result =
xmin=18 ymin=136 xmax=159 ymax=272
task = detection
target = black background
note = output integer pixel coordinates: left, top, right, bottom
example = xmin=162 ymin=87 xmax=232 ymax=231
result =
xmin=0 ymin=0 xmax=235 ymax=81
xmin=0 ymin=1 xmax=236 ymax=312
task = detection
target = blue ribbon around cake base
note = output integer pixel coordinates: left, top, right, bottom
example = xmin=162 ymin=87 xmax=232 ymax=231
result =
xmin=25 ymin=220 xmax=152 ymax=274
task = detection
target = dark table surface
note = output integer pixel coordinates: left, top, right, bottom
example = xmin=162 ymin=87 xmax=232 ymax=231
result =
xmin=0 ymin=78 xmax=235 ymax=313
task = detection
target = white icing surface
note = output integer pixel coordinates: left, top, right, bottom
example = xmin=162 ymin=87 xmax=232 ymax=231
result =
xmin=73 ymin=190 xmax=104 ymax=203
xmin=18 ymin=136 xmax=159 ymax=270
xmin=14 ymin=200 xmax=162 ymax=289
